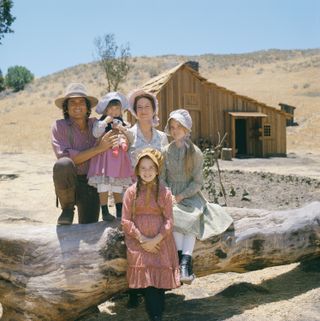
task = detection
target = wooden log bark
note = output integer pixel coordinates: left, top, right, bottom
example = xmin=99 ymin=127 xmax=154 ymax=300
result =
xmin=0 ymin=202 xmax=319 ymax=321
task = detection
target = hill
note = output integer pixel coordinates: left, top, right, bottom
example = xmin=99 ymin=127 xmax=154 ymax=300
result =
xmin=0 ymin=49 xmax=319 ymax=154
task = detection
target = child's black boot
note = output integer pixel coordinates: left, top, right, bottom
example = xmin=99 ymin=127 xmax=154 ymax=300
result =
xmin=101 ymin=205 xmax=115 ymax=221
xmin=115 ymin=202 xmax=123 ymax=219
xmin=180 ymin=254 xmax=195 ymax=285
xmin=177 ymin=250 xmax=183 ymax=265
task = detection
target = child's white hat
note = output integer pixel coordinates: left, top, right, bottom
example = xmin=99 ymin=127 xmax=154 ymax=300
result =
xmin=164 ymin=109 xmax=192 ymax=135
xmin=95 ymin=92 xmax=128 ymax=115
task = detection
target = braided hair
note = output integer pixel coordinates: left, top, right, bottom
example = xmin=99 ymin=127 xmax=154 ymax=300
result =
xmin=132 ymin=157 xmax=161 ymax=219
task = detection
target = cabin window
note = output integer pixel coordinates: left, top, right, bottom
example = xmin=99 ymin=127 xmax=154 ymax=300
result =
xmin=264 ymin=125 xmax=271 ymax=137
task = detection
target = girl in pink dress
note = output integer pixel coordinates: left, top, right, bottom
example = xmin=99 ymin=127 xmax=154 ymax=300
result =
xmin=122 ymin=148 xmax=180 ymax=321
xmin=87 ymin=92 xmax=133 ymax=220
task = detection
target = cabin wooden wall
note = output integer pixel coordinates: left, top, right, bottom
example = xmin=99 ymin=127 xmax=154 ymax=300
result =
xmin=260 ymin=106 xmax=287 ymax=156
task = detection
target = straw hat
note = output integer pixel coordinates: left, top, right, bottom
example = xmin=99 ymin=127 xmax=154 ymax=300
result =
xmin=55 ymin=83 xmax=98 ymax=109
xmin=135 ymin=148 xmax=163 ymax=176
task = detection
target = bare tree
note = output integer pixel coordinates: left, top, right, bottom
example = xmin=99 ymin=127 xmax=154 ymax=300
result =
xmin=203 ymin=132 xmax=228 ymax=205
xmin=94 ymin=33 xmax=131 ymax=91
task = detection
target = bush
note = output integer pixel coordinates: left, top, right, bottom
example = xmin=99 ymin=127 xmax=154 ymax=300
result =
xmin=303 ymin=83 xmax=310 ymax=89
xmin=195 ymin=137 xmax=214 ymax=151
xmin=0 ymin=69 xmax=5 ymax=91
xmin=202 ymin=148 xmax=218 ymax=203
xmin=5 ymin=65 xmax=34 ymax=91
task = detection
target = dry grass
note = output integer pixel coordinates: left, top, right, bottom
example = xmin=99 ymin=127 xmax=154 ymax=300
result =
xmin=0 ymin=49 xmax=319 ymax=154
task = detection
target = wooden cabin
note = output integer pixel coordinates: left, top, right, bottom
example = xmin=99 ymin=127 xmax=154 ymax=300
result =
xmin=133 ymin=62 xmax=287 ymax=158
xmin=279 ymin=103 xmax=296 ymax=126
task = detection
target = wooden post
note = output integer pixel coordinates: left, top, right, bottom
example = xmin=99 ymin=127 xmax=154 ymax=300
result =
xmin=221 ymin=148 xmax=232 ymax=160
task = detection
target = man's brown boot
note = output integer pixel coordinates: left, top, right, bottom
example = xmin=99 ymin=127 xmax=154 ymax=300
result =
xmin=57 ymin=208 xmax=74 ymax=225
xmin=56 ymin=187 xmax=75 ymax=225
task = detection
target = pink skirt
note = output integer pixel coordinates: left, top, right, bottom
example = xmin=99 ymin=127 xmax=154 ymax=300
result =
xmin=88 ymin=149 xmax=133 ymax=178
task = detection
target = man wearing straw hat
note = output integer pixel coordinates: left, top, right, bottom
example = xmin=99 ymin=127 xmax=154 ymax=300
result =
xmin=51 ymin=83 xmax=118 ymax=225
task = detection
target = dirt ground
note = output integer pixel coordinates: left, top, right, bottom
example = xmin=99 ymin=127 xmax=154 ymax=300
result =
xmin=0 ymin=151 xmax=319 ymax=321
xmin=204 ymin=152 xmax=320 ymax=211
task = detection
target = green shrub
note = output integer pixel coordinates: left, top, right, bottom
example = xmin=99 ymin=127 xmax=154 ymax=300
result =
xmin=195 ymin=137 xmax=214 ymax=151
xmin=5 ymin=65 xmax=34 ymax=91
xmin=202 ymin=148 xmax=218 ymax=203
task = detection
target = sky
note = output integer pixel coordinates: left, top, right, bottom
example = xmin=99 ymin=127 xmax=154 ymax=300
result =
xmin=1 ymin=0 xmax=319 ymax=77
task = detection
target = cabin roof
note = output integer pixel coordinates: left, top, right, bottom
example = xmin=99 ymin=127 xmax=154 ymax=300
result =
xmin=142 ymin=62 xmax=285 ymax=115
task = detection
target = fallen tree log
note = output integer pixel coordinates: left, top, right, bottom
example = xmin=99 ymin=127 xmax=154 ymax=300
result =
xmin=0 ymin=202 xmax=319 ymax=321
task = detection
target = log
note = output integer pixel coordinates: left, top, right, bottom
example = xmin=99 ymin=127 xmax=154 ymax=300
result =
xmin=0 ymin=202 xmax=319 ymax=321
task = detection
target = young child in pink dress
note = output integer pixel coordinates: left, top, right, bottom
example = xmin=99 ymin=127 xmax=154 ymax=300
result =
xmin=87 ymin=92 xmax=133 ymax=220
xmin=122 ymin=148 xmax=180 ymax=321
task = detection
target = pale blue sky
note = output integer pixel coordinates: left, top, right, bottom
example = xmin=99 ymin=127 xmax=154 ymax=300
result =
xmin=1 ymin=0 xmax=319 ymax=77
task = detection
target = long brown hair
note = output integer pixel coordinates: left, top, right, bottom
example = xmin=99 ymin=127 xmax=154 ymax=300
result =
xmin=167 ymin=138 xmax=196 ymax=174
xmin=62 ymin=98 xmax=92 ymax=120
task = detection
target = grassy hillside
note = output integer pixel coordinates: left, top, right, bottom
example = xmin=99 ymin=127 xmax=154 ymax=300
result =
xmin=0 ymin=49 xmax=319 ymax=154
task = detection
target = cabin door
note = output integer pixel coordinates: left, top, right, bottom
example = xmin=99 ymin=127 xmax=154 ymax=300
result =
xmin=235 ymin=119 xmax=247 ymax=156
